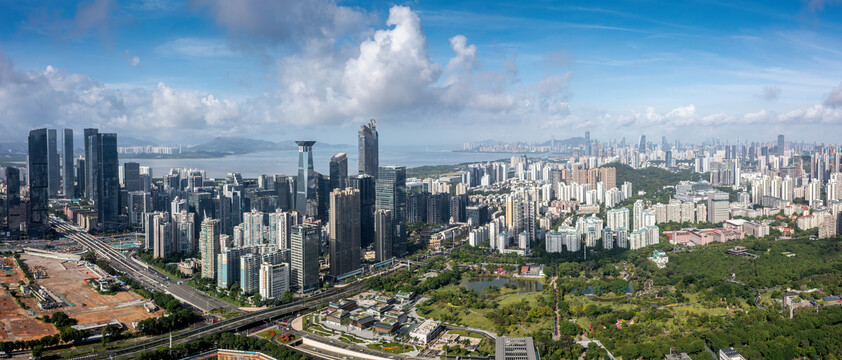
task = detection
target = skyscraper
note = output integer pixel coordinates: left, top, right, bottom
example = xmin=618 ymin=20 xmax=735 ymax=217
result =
xmin=242 ymin=210 xmax=265 ymax=247
xmin=239 ymin=252 xmax=262 ymax=294
xmin=777 ymin=134 xmax=785 ymax=155
xmin=47 ymin=129 xmax=59 ymax=197
xmin=27 ymin=129 xmax=49 ymax=236
xmin=259 ymin=262 xmax=289 ymax=300
xmin=376 ymin=166 xmax=407 ymax=257
xmin=217 ymin=247 xmax=244 ymax=289
xmin=295 ymin=141 xmax=317 ymax=218
xmin=638 ymin=135 xmax=647 ymax=152
xmin=329 ymin=188 xmax=361 ymax=277
xmin=99 ymin=133 xmax=119 ymax=230
xmin=329 ymin=153 xmax=348 ymax=190
xmin=62 ymin=129 xmax=74 ymax=198
xmin=200 ymin=219 xmax=221 ymax=279
xmin=174 ymin=210 xmax=196 ymax=255
xmin=358 ymin=119 xmax=378 ymax=177
xmin=152 ymin=212 xmax=173 ymax=259
xmin=84 ymin=128 xmax=99 ymax=200
xmin=4 ymin=167 xmax=23 ymax=238
xmin=707 ymin=192 xmax=730 ymax=224
xmin=349 ymin=174 xmax=375 ymax=247
xmin=291 ymin=223 xmax=319 ymax=293
xmin=374 ymin=209 xmax=393 ymax=261
xmin=585 ymin=131 xmax=591 ymax=156
xmin=124 ymin=162 xmax=141 ymax=192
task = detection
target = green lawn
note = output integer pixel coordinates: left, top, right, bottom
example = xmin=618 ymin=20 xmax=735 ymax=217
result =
xmin=367 ymin=342 xmax=414 ymax=353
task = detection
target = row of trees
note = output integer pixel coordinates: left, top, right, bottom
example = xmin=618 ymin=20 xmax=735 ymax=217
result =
xmin=133 ymin=332 xmax=306 ymax=360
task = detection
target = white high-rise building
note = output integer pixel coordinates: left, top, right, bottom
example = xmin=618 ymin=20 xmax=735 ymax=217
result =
xmin=243 ymin=210 xmax=265 ymax=247
xmin=606 ymin=208 xmax=629 ymax=231
xmin=259 ymin=262 xmax=289 ymax=300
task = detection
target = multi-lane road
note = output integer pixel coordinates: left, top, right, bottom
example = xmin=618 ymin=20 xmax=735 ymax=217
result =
xmin=50 ymin=218 xmax=406 ymax=359
xmin=50 ymin=218 xmax=236 ymax=312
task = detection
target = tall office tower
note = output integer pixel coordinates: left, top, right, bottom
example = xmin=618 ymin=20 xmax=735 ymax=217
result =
xmin=585 ymin=131 xmax=591 ymax=156
xmin=665 ymin=150 xmax=672 ymax=169
xmin=291 ymin=223 xmax=320 ymax=293
xmin=259 ymin=262 xmax=289 ymax=300
xmin=124 ymin=162 xmax=141 ymax=192
xmin=376 ymin=166 xmax=407 ymax=256
xmin=707 ymin=192 xmax=730 ymax=224
xmin=315 ymin=172 xmax=331 ymax=222
xmin=329 ymin=153 xmax=348 ymax=190
xmin=242 ymin=209 xmax=265 ymax=247
xmin=329 ymin=188 xmax=361 ymax=277
xmin=62 ymin=129 xmax=74 ymax=198
xmin=239 ymin=252 xmax=262 ymax=294
xmin=4 ymin=167 xmax=23 ymax=238
xmin=295 ymin=141 xmax=318 ymax=218
xmin=27 ymin=129 xmax=50 ymax=236
xmin=47 ymin=129 xmax=59 ymax=197
xmin=374 ymin=209 xmax=393 ymax=261
xmin=777 ymin=134 xmax=785 ymax=155
xmin=606 ymin=208 xmax=630 ymax=231
xmin=638 ymin=134 xmax=647 ymax=152
xmin=127 ymin=191 xmax=151 ymax=228
xmin=174 ymin=210 xmax=196 ymax=255
xmin=200 ymin=219 xmax=221 ymax=279
xmin=152 ymin=212 xmax=173 ymax=259
xmin=349 ymin=174 xmax=375 ymax=247
xmin=358 ymin=119 xmax=379 ymax=177
xmin=83 ymin=128 xmax=99 ymax=199
xmin=75 ymin=158 xmax=86 ymax=197
xmin=217 ymin=247 xmax=244 ymax=290
xmin=99 ymin=133 xmax=119 ymax=230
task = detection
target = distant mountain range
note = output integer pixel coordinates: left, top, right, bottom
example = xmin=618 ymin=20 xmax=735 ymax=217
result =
xmin=188 ymin=137 xmax=349 ymax=155
xmin=538 ymin=136 xmax=588 ymax=146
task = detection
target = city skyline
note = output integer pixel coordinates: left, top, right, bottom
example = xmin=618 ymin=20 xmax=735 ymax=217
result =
xmin=1 ymin=1 xmax=842 ymax=145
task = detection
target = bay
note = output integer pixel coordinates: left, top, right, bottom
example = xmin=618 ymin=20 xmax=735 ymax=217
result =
xmin=123 ymin=145 xmax=520 ymax=178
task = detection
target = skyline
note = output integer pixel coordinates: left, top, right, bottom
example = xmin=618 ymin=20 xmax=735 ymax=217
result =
xmin=2 ymin=1 xmax=842 ymax=145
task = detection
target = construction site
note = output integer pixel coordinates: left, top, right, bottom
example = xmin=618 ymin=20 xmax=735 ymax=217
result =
xmin=0 ymin=252 xmax=162 ymax=342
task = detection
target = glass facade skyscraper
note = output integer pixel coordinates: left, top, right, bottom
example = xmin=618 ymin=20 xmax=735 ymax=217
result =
xmin=358 ymin=119 xmax=378 ymax=177
xmin=295 ymin=141 xmax=317 ymax=218
xmin=28 ymin=129 xmax=50 ymax=236
xmin=376 ymin=166 xmax=406 ymax=257
xmin=62 ymin=129 xmax=74 ymax=198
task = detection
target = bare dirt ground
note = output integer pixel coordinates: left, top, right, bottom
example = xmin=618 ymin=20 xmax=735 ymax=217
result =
xmin=0 ymin=257 xmax=58 ymax=342
xmin=10 ymin=255 xmax=161 ymax=334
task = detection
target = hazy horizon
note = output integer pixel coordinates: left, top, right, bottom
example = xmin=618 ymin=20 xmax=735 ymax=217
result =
xmin=1 ymin=0 xmax=842 ymax=145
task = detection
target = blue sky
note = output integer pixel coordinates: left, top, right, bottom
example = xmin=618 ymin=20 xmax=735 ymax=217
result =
xmin=1 ymin=0 xmax=842 ymax=145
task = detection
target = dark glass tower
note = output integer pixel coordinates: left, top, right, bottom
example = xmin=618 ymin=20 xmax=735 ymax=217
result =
xmin=329 ymin=188 xmax=360 ymax=277
xmin=84 ymin=128 xmax=99 ymax=200
xmin=375 ymin=166 xmax=406 ymax=257
xmin=99 ymin=133 xmax=119 ymax=230
xmin=124 ymin=162 xmax=141 ymax=192
xmin=358 ymin=119 xmax=378 ymax=177
xmin=329 ymin=152 xmax=348 ymax=190
xmin=62 ymin=129 xmax=74 ymax=198
xmin=295 ymin=141 xmax=317 ymax=218
xmin=4 ymin=167 xmax=22 ymax=238
xmin=47 ymin=129 xmax=59 ymax=197
xmin=28 ymin=129 xmax=49 ymax=236
xmin=349 ymin=174 xmax=375 ymax=247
